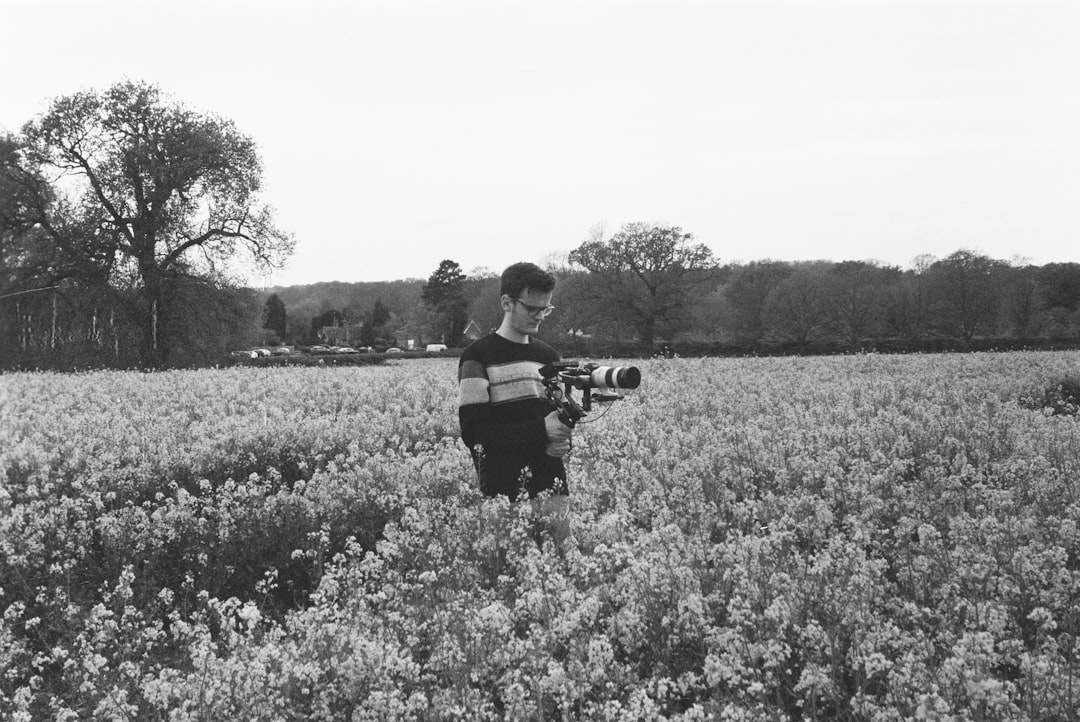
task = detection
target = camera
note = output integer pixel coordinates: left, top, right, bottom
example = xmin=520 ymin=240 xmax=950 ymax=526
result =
xmin=540 ymin=361 xmax=641 ymax=427
xmin=581 ymin=364 xmax=641 ymax=392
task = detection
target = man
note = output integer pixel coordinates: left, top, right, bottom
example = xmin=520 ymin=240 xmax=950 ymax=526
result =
xmin=458 ymin=262 xmax=573 ymax=536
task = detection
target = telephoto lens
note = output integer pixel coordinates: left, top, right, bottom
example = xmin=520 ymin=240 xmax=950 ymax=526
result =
xmin=588 ymin=365 xmax=641 ymax=391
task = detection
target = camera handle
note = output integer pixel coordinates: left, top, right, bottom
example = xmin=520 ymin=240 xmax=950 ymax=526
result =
xmin=546 ymin=380 xmax=587 ymax=428
xmin=540 ymin=362 xmax=592 ymax=428
xmin=540 ymin=361 xmax=628 ymax=429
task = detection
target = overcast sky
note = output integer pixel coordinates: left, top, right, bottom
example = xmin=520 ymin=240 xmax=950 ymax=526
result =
xmin=2 ymin=0 xmax=1078 ymax=285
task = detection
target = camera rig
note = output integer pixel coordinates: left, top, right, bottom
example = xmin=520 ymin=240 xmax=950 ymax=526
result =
xmin=539 ymin=361 xmax=641 ymax=428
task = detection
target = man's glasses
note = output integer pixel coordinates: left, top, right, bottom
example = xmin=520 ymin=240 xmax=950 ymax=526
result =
xmin=512 ymin=298 xmax=555 ymax=318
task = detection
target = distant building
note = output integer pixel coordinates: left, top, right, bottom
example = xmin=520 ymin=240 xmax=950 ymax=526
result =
xmin=463 ymin=319 xmax=484 ymax=341
xmin=318 ymin=323 xmax=363 ymax=345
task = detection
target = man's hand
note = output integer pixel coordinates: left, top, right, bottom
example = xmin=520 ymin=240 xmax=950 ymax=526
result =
xmin=544 ymin=410 xmax=572 ymax=457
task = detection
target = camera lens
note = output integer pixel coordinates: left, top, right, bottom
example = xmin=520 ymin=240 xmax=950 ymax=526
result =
xmin=589 ymin=365 xmax=641 ymax=391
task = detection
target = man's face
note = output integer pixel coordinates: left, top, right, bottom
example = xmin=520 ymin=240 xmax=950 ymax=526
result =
xmin=503 ymin=288 xmax=554 ymax=337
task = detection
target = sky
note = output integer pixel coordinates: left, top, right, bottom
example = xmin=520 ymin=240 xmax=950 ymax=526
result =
xmin=2 ymin=0 xmax=1078 ymax=286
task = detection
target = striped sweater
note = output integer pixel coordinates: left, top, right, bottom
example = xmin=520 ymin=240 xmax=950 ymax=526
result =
xmin=458 ymin=333 xmax=567 ymax=498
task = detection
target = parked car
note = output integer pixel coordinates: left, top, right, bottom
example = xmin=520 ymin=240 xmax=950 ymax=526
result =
xmin=307 ymin=345 xmax=331 ymax=354
xmin=252 ymin=348 xmax=271 ymax=357
xmin=385 ymin=347 xmax=402 ymax=354
xmin=271 ymin=346 xmax=292 ymax=356
xmin=334 ymin=346 xmax=359 ymax=354
xmin=228 ymin=349 xmax=258 ymax=360
xmin=425 ymin=344 xmax=447 ymax=353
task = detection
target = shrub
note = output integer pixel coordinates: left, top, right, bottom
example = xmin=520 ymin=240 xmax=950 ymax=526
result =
xmin=1020 ymin=376 xmax=1080 ymax=416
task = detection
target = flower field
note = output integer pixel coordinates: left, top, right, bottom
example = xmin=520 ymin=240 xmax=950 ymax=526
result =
xmin=3 ymin=352 xmax=1080 ymax=720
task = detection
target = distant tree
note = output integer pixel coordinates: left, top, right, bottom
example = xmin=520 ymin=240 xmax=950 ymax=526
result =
xmin=358 ymin=317 xmax=375 ymax=347
xmin=927 ymin=250 xmax=1004 ymax=341
xmin=569 ymin=222 xmax=717 ymax=351
xmin=393 ymin=301 xmax=430 ymax=349
xmin=278 ymin=281 xmax=421 ymax=346
xmin=262 ymin=293 xmax=287 ymax=340
xmin=724 ymin=260 xmax=793 ymax=346
xmin=360 ymin=298 xmax=392 ymax=346
xmin=1 ymin=134 xmax=135 ymax=367
xmin=0 ymin=135 xmax=44 ymax=272
xmin=885 ymin=257 xmax=938 ymax=340
xmin=826 ymin=261 xmax=899 ymax=345
xmin=19 ymin=80 xmax=294 ymax=368
xmin=1039 ymin=263 xmax=1080 ymax=313
xmin=462 ymin=276 xmax=502 ymax=339
xmin=548 ymin=271 xmax=611 ymax=346
xmin=466 ymin=265 xmax=499 ymax=281
xmin=0 ymin=136 xmax=38 ymax=351
xmin=688 ymin=284 xmax=728 ymax=341
xmin=167 ymin=279 xmax=263 ymax=364
xmin=422 ymin=259 xmax=468 ymax=345
xmin=1001 ymin=262 xmax=1042 ymax=337
xmin=0 ymin=134 xmax=92 ymax=294
xmin=764 ymin=264 xmax=833 ymax=349
xmin=371 ymin=298 xmax=391 ymax=328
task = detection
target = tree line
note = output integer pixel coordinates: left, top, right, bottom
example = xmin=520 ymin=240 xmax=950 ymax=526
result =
xmin=260 ymin=230 xmax=1080 ymax=360
xmin=429 ymin=232 xmax=1080 ymax=356
xmin=4 ymin=81 xmax=1078 ymax=370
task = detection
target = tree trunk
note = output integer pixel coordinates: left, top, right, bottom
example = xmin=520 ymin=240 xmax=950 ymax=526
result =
xmin=638 ymin=315 xmax=656 ymax=355
xmin=139 ymin=262 xmax=166 ymax=369
xmin=111 ymin=308 xmax=119 ymax=360
xmin=50 ymin=292 xmax=58 ymax=350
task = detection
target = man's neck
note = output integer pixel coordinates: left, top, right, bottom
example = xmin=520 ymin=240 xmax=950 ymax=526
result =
xmin=496 ymin=319 xmax=529 ymax=344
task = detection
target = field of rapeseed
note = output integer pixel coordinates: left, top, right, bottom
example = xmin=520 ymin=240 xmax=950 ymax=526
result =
xmin=2 ymin=352 xmax=1080 ymax=720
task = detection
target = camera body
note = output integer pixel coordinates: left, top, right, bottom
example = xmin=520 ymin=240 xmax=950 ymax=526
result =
xmin=539 ymin=360 xmax=641 ymax=427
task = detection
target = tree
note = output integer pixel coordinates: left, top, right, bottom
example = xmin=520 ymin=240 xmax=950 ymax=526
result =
xmin=19 ymin=80 xmax=293 ymax=368
xmin=360 ymin=298 xmax=392 ymax=346
xmin=371 ymin=299 xmax=391 ymax=328
xmin=165 ymin=278 xmax=263 ymax=365
xmin=1039 ymin=263 xmax=1080 ymax=313
xmin=0 ymin=135 xmax=43 ymax=266
xmin=927 ymin=250 xmax=1004 ymax=341
xmin=0 ymin=134 xmax=71 ymax=292
xmin=826 ymin=261 xmax=899 ymax=345
xmin=463 ymin=276 xmax=502 ymax=339
xmin=2 ymin=134 xmax=130 ymax=368
xmin=1037 ymin=262 xmax=1080 ymax=338
xmin=724 ymin=260 xmax=793 ymax=347
xmin=262 ymin=293 xmax=287 ymax=340
xmin=764 ymin=264 xmax=834 ymax=349
xmin=0 ymin=136 xmax=37 ymax=349
xmin=569 ymin=222 xmax=717 ymax=351
xmin=1001 ymin=261 xmax=1041 ymax=337
xmin=884 ymin=256 xmax=938 ymax=340
xmin=422 ymin=259 xmax=468 ymax=345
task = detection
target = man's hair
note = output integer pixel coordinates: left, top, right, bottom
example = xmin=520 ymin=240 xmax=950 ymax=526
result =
xmin=500 ymin=262 xmax=556 ymax=298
